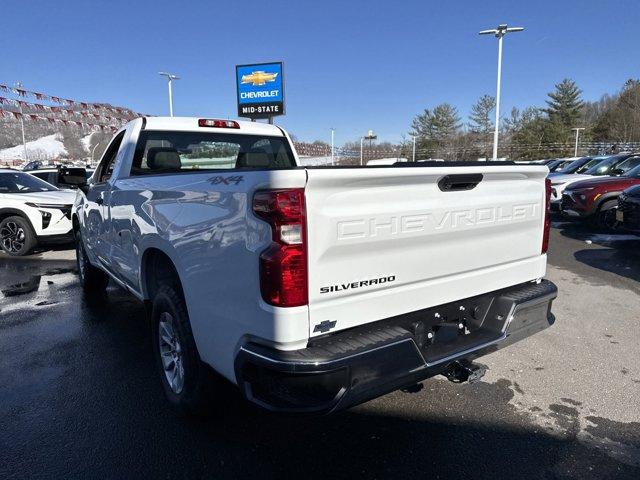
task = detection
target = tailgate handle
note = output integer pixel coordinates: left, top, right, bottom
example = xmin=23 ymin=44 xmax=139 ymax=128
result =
xmin=438 ymin=174 xmax=483 ymax=192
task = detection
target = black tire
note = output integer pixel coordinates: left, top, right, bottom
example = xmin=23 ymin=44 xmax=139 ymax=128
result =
xmin=151 ymin=284 xmax=212 ymax=415
xmin=75 ymin=231 xmax=109 ymax=293
xmin=593 ymin=200 xmax=619 ymax=231
xmin=0 ymin=215 xmax=37 ymax=256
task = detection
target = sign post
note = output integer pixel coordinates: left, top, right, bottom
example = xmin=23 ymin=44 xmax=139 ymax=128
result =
xmin=235 ymin=62 xmax=285 ymax=122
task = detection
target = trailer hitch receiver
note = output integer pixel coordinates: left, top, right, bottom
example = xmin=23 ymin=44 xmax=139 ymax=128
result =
xmin=443 ymin=359 xmax=487 ymax=384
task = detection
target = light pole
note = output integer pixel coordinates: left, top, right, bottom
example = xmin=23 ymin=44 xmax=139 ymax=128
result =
xmin=91 ymin=143 xmax=100 ymax=165
xmin=158 ymin=72 xmax=180 ymax=116
xmin=360 ymin=130 xmax=377 ymax=165
xmin=572 ymin=127 xmax=585 ymax=157
xmin=330 ymin=128 xmax=335 ymax=165
xmin=412 ymin=135 xmax=416 ymax=162
xmin=479 ymin=24 xmax=524 ymax=160
xmin=15 ymin=82 xmax=28 ymax=161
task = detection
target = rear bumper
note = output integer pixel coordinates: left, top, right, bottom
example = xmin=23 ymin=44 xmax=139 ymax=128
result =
xmin=618 ymin=196 xmax=640 ymax=233
xmin=235 ymin=279 xmax=557 ymax=414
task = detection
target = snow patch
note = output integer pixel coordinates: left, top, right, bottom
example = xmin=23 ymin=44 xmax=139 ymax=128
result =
xmin=0 ymin=134 xmax=67 ymax=161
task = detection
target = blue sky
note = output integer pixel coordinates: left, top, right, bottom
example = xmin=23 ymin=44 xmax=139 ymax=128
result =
xmin=3 ymin=0 xmax=639 ymax=144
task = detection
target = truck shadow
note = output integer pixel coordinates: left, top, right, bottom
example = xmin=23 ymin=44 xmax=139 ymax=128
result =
xmin=179 ymin=406 xmax=638 ymax=479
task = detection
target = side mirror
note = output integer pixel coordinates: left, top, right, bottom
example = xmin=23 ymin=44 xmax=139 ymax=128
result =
xmin=611 ymin=168 xmax=624 ymax=176
xmin=58 ymin=167 xmax=88 ymax=192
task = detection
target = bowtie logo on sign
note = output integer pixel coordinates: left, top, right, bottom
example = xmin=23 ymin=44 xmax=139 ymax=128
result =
xmin=236 ymin=62 xmax=285 ymax=120
xmin=241 ymin=71 xmax=278 ymax=86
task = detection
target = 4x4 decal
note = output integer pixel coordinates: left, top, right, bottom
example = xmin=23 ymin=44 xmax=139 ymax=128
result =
xmin=209 ymin=175 xmax=244 ymax=186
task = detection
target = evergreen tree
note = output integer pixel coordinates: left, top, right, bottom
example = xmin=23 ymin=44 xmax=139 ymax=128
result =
xmin=545 ymin=79 xmax=584 ymax=128
xmin=410 ymin=103 xmax=461 ymax=159
xmin=410 ymin=103 xmax=461 ymax=142
xmin=468 ymin=95 xmax=496 ymax=158
xmin=469 ymin=95 xmax=495 ymax=134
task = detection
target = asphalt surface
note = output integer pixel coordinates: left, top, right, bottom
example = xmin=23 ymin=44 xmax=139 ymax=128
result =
xmin=1 ymin=221 xmax=639 ymax=479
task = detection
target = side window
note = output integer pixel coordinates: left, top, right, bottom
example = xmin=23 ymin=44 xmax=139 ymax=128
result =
xmin=96 ymin=132 xmax=125 ymax=183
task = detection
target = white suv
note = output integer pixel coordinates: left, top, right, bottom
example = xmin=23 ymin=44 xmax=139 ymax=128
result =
xmin=0 ymin=169 xmax=76 ymax=256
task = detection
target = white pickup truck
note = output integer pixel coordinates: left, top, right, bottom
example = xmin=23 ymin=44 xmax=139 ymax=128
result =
xmin=64 ymin=117 xmax=557 ymax=414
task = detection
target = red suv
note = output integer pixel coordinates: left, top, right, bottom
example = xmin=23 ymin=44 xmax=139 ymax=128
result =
xmin=561 ymin=155 xmax=640 ymax=228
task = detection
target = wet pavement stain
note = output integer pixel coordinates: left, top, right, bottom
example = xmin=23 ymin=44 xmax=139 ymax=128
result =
xmin=1 ymin=276 xmax=42 ymax=297
xmin=35 ymin=300 xmax=58 ymax=307
xmin=548 ymin=403 xmax=581 ymax=436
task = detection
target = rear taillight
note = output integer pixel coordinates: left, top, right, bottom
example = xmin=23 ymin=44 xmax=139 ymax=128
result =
xmin=542 ymin=178 xmax=551 ymax=254
xmin=253 ymin=189 xmax=308 ymax=307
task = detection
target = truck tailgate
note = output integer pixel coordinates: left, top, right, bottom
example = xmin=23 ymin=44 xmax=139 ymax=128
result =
xmin=304 ymin=165 xmax=549 ymax=337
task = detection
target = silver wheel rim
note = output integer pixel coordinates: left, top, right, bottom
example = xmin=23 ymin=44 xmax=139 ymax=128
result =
xmin=158 ymin=312 xmax=184 ymax=394
xmin=0 ymin=222 xmax=26 ymax=253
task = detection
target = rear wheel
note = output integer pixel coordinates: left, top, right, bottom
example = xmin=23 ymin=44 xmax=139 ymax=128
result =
xmin=151 ymin=284 xmax=213 ymax=415
xmin=76 ymin=231 xmax=109 ymax=293
xmin=0 ymin=216 xmax=36 ymax=256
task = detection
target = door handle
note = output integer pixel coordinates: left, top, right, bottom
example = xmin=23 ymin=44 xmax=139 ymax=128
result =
xmin=438 ymin=174 xmax=483 ymax=192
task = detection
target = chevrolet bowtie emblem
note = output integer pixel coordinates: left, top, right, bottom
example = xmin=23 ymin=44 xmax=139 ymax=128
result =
xmin=241 ymin=71 xmax=278 ymax=86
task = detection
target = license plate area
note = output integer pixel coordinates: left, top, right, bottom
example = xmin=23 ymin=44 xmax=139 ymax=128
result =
xmin=411 ymin=295 xmax=513 ymax=365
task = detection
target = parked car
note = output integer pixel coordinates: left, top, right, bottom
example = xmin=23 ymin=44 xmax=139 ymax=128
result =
xmin=549 ymin=156 xmax=592 ymax=175
xmin=561 ymin=158 xmax=640 ymax=228
xmin=548 ymin=158 xmax=578 ymax=172
xmin=549 ymin=154 xmax=636 ymax=211
xmin=551 ymin=157 xmax=583 ymax=174
xmin=61 ymin=116 xmax=557 ymax=415
xmin=21 ymin=160 xmax=44 ymax=171
xmin=545 ymin=159 xmax=565 ymax=172
xmin=0 ymin=169 xmax=76 ymax=256
xmin=617 ymin=185 xmax=640 ymax=234
xmin=29 ymin=166 xmax=94 ymax=189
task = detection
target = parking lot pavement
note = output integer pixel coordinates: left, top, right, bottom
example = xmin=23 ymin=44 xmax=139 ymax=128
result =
xmin=1 ymin=224 xmax=639 ymax=479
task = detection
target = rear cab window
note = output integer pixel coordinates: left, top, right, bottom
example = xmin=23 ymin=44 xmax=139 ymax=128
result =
xmin=129 ymin=131 xmax=296 ymax=176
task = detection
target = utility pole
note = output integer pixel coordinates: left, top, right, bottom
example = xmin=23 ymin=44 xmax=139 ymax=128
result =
xmin=330 ymin=128 xmax=335 ymax=165
xmin=479 ymin=24 xmax=524 ymax=160
xmin=572 ymin=127 xmax=585 ymax=157
xmin=15 ymin=82 xmax=28 ymax=161
xmin=158 ymin=72 xmax=180 ymax=116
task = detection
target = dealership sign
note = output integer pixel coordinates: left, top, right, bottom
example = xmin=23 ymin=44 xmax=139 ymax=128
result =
xmin=236 ymin=62 xmax=285 ymax=119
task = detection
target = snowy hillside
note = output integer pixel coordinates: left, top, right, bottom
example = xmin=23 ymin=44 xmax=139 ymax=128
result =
xmin=0 ymin=133 xmax=95 ymax=163
xmin=0 ymin=134 xmax=67 ymax=161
